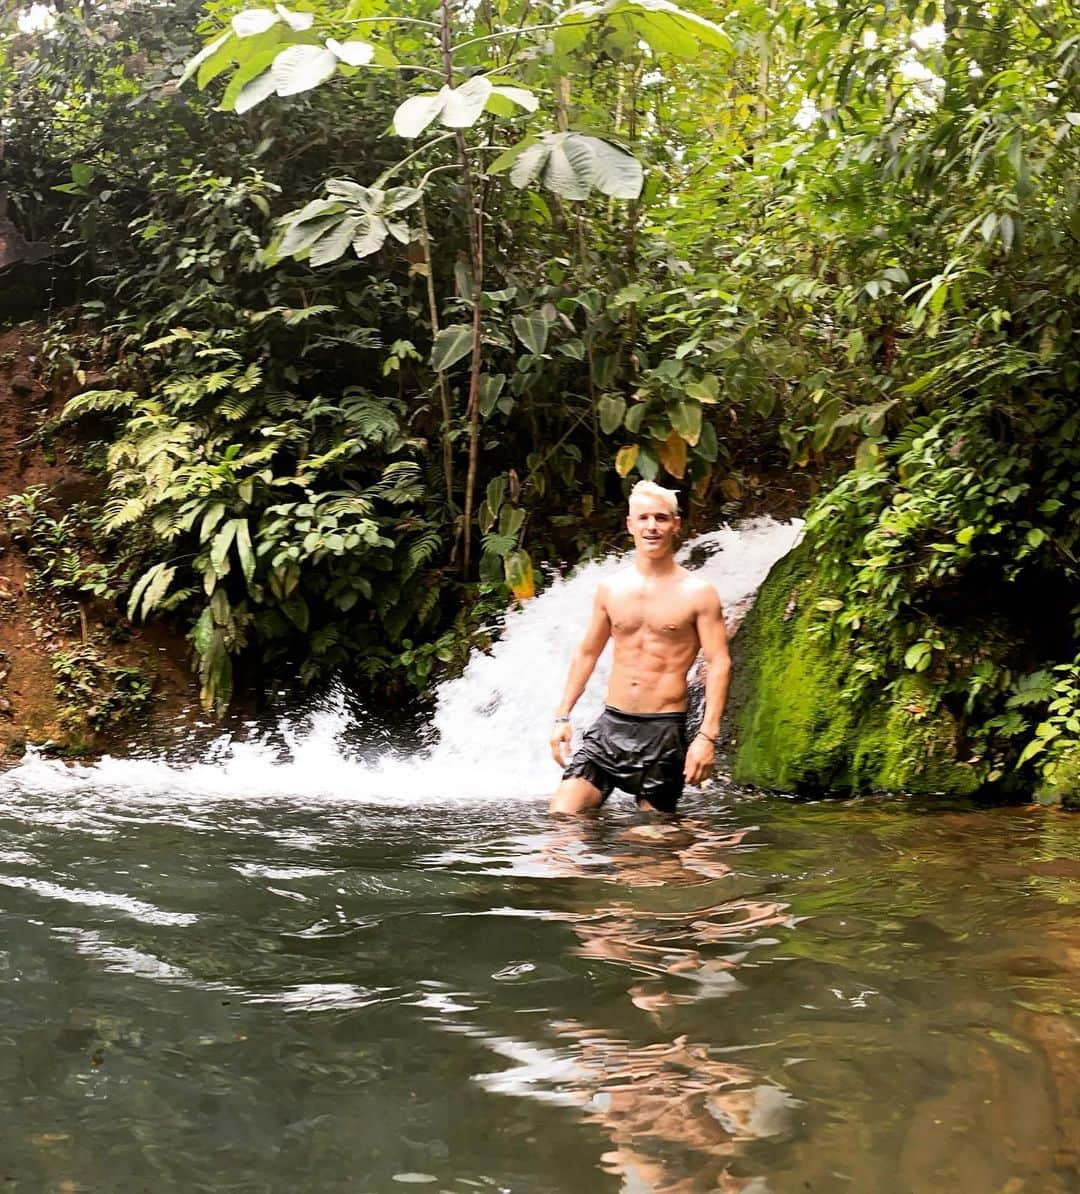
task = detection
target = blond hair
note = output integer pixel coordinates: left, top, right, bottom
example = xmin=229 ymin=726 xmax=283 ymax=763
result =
xmin=628 ymin=479 xmax=679 ymax=517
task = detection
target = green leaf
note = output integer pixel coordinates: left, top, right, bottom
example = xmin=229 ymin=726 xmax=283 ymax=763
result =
xmin=499 ymin=506 xmax=525 ymax=538
xmin=192 ymin=606 xmax=215 ymax=657
xmin=487 ymin=136 xmax=539 ymax=176
xmin=270 ymin=45 xmax=338 ymax=96
xmin=234 ymin=519 xmax=256 ymax=584
xmin=211 ymin=520 xmax=238 ymax=574
xmin=486 ymin=476 xmax=507 ymax=514
xmin=670 ymin=400 xmax=702 ymax=446
xmin=393 ymin=91 xmax=446 ymax=139
xmin=904 ymin=641 xmax=932 ymax=671
xmin=598 ymin=394 xmax=626 ymax=435
xmin=685 ymin=373 xmax=719 ymax=403
xmin=624 ymin=404 xmax=646 ymax=434
xmin=221 ymin=45 xmax=281 ymax=111
xmin=181 ymin=31 xmax=231 ymax=86
xmin=694 ymin=419 xmax=718 ymax=462
xmin=816 ymin=598 xmax=843 ymax=612
xmin=486 ymin=86 xmax=539 ymax=116
xmin=479 ymin=374 xmax=506 ymax=418
xmin=512 ymin=312 xmax=549 ymax=355
xmin=557 ymin=0 xmax=730 ymax=59
xmin=431 ymin=324 xmax=474 ymax=372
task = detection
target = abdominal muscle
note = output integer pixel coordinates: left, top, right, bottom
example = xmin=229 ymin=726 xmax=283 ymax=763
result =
xmin=604 ymin=632 xmax=699 ymax=714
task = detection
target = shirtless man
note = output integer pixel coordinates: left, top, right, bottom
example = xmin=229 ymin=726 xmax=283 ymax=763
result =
xmin=549 ymin=480 xmax=731 ymax=815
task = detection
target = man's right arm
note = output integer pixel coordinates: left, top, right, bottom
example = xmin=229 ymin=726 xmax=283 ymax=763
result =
xmin=550 ymin=585 xmax=612 ymax=767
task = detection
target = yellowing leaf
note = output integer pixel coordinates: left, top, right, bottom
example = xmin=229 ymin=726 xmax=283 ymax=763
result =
xmin=657 ymin=430 xmax=688 ymax=478
xmin=615 ymin=444 xmax=639 ymax=476
xmin=505 ymin=549 xmax=535 ymax=600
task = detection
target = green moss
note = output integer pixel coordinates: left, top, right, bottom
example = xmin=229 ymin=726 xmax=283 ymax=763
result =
xmin=730 ymin=542 xmax=980 ymax=796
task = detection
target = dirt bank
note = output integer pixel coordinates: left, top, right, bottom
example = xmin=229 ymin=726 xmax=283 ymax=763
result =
xmin=0 ymin=324 xmax=197 ymax=760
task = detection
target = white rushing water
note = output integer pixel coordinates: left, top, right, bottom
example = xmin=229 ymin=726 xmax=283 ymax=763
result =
xmin=0 ymin=517 xmax=802 ymax=807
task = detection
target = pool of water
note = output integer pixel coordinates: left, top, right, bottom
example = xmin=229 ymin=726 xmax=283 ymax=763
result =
xmin=0 ymin=779 xmax=1077 ymax=1193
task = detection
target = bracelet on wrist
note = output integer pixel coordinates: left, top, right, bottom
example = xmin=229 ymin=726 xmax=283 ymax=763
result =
xmin=553 ymin=716 xmax=571 ymax=724
xmin=696 ymin=730 xmax=718 ymax=745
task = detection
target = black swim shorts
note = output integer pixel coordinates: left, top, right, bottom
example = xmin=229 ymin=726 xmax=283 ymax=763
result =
xmin=562 ymin=706 xmax=687 ymax=813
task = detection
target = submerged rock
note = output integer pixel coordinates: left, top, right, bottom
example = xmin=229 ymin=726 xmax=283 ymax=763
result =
xmin=729 ymin=542 xmax=980 ymax=797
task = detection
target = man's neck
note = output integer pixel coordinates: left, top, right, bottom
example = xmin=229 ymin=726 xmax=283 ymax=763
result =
xmin=633 ymin=552 xmax=679 ymax=578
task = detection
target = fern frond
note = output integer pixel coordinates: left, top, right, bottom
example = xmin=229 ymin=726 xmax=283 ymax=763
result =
xmin=218 ymin=392 xmax=255 ymax=422
xmin=102 ymin=496 xmax=148 ymax=532
xmin=59 ymin=389 xmax=140 ymax=423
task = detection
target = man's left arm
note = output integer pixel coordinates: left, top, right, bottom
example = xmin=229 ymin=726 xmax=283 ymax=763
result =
xmin=684 ymin=586 xmax=731 ymax=785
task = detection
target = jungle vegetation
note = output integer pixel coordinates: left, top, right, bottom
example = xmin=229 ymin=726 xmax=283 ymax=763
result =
xmin=2 ymin=0 xmax=1078 ymax=793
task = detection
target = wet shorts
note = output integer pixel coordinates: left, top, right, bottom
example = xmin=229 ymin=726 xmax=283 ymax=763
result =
xmin=562 ymin=706 xmax=687 ymax=813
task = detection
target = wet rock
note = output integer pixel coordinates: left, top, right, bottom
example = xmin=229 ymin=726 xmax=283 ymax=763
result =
xmin=729 ymin=542 xmax=980 ymax=797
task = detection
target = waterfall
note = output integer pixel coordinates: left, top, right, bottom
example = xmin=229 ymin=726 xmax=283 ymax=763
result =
xmin=0 ymin=517 xmax=802 ymax=806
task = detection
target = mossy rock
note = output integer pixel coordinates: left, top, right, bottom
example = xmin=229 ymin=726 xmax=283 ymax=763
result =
xmin=729 ymin=542 xmax=980 ymax=797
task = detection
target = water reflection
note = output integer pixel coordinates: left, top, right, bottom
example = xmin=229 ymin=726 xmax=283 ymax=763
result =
xmin=458 ymin=817 xmax=799 ymax=1192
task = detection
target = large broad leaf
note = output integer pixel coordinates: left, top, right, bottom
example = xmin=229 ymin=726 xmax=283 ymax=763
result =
xmin=556 ymin=0 xmax=729 ymax=59
xmin=383 ymin=186 xmax=423 ymax=213
xmin=182 ymin=31 xmax=231 ymax=84
xmin=431 ymin=325 xmax=474 ymax=372
xmin=657 ymin=430 xmax=688 ymax=478
xmin=598 ymin=394 xmax=626 ymax=435
xmin=512 ymin=312 xmax=549 ymax=355
xmin=393 ymin=91 xmax=447 ymax=139
xmin=485 ymin=85 xmax=539 ymax=117
xmin=670 ymin=399 xmax=702 ymax=446
xmin=234 ymin=68 xmax=278 ymax=114
xmin=544 ymin=135 xmax=595 ymax=200
xmin=504 ymin=132 xmax=643 ymax=201
xmin=584 ymin=135 xmax=643 ymax=199
xmin=271 ymin=44 xmax=338 ymax=96
xmin=309 ymin=215 xmax=362 ymax=266
xmin=221 ymin=45 xmax=281 ymax=111
xmin=232 ymin=9 xmax=278 ymax=37
xmin=442 ymin=76 xmax=492 ymax=128
xmin=326 ymin=38 xmax=374 ymax=66
xmin=274 ymin=4 xmax=314 ymax=31
xmin=279 ymin=212 xmax=346 ymax=257
xmin=351 ymin=215 xmax=389 ymax=258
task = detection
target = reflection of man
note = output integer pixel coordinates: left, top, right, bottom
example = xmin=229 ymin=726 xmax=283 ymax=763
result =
xmin=550 ymin=481 xmax=731 ymax=815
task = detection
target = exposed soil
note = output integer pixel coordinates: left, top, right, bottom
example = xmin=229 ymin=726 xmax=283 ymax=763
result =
xmin=0 ymin=324 xmax=197 ymax=761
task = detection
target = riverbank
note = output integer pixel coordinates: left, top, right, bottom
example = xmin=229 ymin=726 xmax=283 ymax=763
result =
xmin=0 ymin=325 xmax=197 ymax=758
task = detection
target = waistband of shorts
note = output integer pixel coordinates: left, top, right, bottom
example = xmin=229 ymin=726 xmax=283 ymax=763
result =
xmin=604 ymin=705 xmax=686 ymax=723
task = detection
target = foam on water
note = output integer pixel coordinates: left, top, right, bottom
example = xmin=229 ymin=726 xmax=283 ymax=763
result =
xmin=0 ymin=517 xmax=802 ymax=808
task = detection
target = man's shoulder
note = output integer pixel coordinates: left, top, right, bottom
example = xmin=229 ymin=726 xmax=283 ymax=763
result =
xmin=680 ymin=572 xmax=723 ymax=609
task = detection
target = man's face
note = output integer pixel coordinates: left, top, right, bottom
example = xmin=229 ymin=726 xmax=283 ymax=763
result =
xmin=626 ymin=497 xmax=680 ymax=558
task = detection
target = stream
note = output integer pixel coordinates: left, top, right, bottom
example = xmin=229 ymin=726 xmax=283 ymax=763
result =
xmin=1 ymin=520 xmax=1077 ymax=1193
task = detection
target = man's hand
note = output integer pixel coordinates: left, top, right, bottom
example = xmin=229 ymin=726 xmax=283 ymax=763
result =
xmin=550 ymin=720 xmax=573 ymax=768
xmin=683 ymin=733 xmax=716 ymax=785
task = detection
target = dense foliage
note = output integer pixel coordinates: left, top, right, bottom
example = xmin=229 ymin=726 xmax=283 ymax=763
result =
xmin=3 ymin=0 xmax=1079 ymax=794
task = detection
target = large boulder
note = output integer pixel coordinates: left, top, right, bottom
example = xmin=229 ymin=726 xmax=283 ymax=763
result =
xmin=728 ymin=542 xmax=981 ymax=796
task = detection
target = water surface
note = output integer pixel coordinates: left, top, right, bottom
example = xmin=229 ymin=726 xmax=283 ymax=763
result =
xmin=0 ymin=784 xmax=1076 ymax=1193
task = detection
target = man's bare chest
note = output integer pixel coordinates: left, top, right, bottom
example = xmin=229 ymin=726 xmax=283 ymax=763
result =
xmin=607 ymin=589 xmax=698 ymax=642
